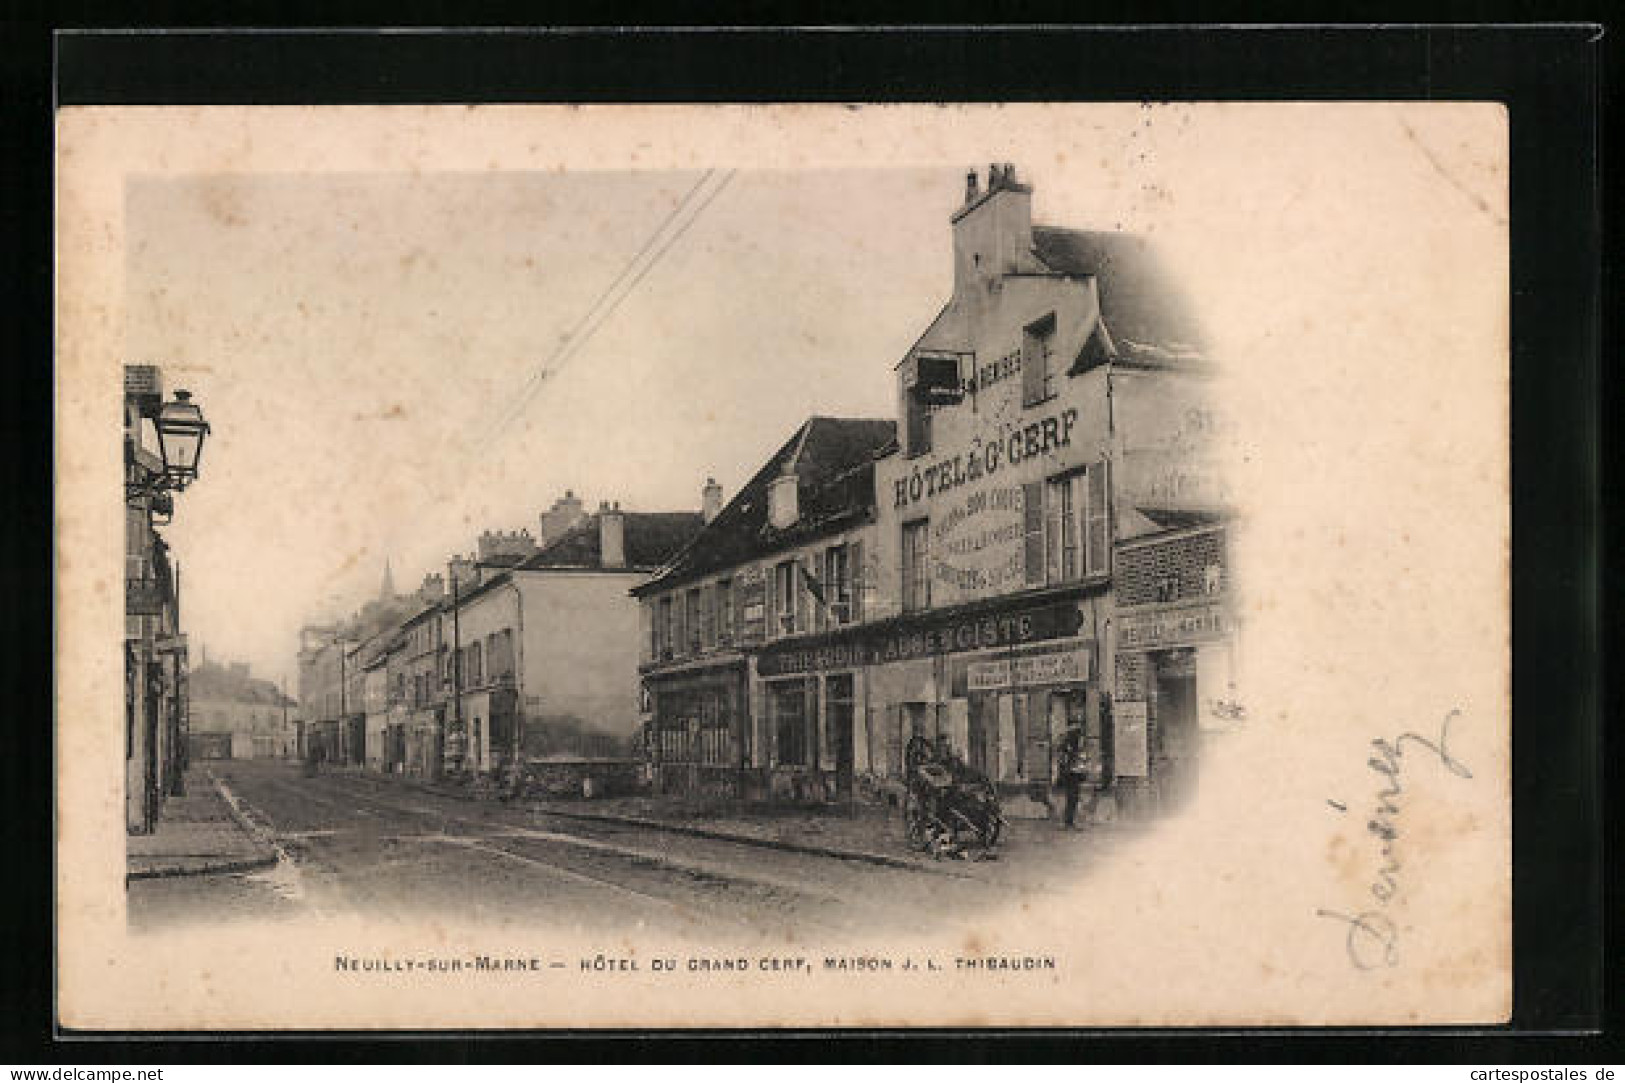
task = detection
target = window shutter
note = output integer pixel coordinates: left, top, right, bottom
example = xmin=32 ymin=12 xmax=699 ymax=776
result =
xmin=1021 ymin=331 xmax=1044 ymax=406
xmin=1023 ymin=481 xmax=1046 ymax=586
xmin=1087 ymin=461 xmax=1110 ymax=576
xmin=848 ymin=539 xmax=863 ymax=622
xmin=798 ymin=555 xmax=813 ymax=633
xmin=764 ymin=566 xmax=776 ymax=639
xmin=1044 ymin=478 xmax=1063 ymax=585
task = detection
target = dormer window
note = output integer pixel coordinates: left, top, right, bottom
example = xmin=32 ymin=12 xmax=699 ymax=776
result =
xmin=768 ymin=473 xmax=799 ymax=530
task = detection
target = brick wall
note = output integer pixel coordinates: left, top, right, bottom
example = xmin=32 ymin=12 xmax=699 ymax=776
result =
xmin=1115 ymin=527 xmax=1228 ymax=608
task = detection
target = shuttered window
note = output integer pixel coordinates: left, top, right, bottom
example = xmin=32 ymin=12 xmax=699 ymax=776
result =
xmin=1086 ymin=461 xmax=1110 ymax=577
xmin=848 ymin=540 xmax=864 ymax=622
xmin=1021 ymin=312 xmax=1057 ymax=407
xmin=716 ymin=578 xmax=734 ymax=644
xmin=1022 ymin=481 xmax=1045 ymax=586
xmin=1032 ymin=463 xmax=1111 ymax=585
xmin=902 ymin=520 xmax=931 ymax=612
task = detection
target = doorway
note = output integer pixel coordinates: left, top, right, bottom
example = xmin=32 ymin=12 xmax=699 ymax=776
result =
xmin=827 ymin=675 xmax=854 ymax=800
xmin=1154 ymin=649 xmax=1199 ymax=811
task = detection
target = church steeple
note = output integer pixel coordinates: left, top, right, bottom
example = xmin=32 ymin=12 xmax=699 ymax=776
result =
xmin=380 ymin=558 xmax=395 ymax=600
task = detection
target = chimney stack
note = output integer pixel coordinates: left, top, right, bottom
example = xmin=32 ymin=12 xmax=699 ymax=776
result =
xmin=599 ymin=501 xmax=626 ymax=569
xmin=702 ymin=477 xmax=724 ymax=524
xmin=539 ymin=489 xmax=587 ymax=545
xmin=964 ymin=169 xmax=980 ymax=206
xmin=951 ymin=160 xmax=1035 ymax=295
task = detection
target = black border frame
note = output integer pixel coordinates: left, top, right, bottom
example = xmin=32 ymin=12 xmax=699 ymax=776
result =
xmin=5 ymin=19 xmax=1608 ymax=1062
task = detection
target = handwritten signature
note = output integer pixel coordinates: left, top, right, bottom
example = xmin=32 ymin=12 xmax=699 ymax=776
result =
xmin=1317 ymin=709 xmax=1472 ymax=970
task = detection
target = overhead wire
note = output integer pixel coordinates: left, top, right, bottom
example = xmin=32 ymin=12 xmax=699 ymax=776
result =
xmin=477 ymin=168 xmax=736 ymax=450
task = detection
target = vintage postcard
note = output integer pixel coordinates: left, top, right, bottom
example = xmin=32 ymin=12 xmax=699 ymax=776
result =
xmin=56 ymin=102 xmax=1509 ymax=1029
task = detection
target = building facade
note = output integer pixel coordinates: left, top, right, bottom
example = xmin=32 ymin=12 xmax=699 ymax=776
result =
xmin=634 ymin=417 xmax=896 ymax=801
xmin=187 ymin=659 xmax=296 ymax=760
xmin=441 ymin=502 xmax=704 ymax=778
xmin=863 ymin=164 xmax=1233 ymax=814
xmin=124 ymin=364 xmax=190 ymax=834
xmin=634 ymin=166 xmax=1237 ymax=818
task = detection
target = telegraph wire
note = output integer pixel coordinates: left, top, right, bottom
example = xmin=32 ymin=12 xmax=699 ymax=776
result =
xmin=478 ymin=168 xmax=736 ymax=450
xmin=482 ymin=168 xmax=716 ymax=436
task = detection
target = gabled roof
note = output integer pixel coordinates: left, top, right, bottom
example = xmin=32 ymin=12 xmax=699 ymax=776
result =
xmin=521 ymin=510 xmax=704 ymax=573
xmin=634 ymin=416 xmax=896 ymax=596
xmin=1031 ymin=226 xmax=1209 ymax=355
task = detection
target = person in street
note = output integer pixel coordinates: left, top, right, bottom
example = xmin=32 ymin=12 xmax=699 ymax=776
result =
xmin=1056 ymin=715 xmax=1087 ymax=828
xmin=904 ymin=726 xmax=954 ymax=851
xmin=1055 ymin=691 xmax=1117 ymax=828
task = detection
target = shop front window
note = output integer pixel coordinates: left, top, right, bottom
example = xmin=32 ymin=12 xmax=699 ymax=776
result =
xmin=772 ymin=680 xmax=809 ymax=767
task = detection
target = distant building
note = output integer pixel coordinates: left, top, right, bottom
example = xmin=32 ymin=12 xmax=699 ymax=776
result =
xmin=187 ymin=658 xmax=297 ymax=760
xmin=443 ymin=500 xmax=704 ymax=775
xmin=296 ymin=561 xmax=420 ymax=766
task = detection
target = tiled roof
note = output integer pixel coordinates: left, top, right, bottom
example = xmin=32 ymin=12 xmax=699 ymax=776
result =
xmin=634 ymin=416 xmax=896 ymax=595
xmin=522 ymin=510 xmax=704 ymax=572
xmin=1031 ymin=226 xmax=1209 ymax=355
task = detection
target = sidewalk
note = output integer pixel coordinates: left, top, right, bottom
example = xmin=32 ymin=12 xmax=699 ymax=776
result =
xmin=126 ymin=766 xmax=280 ymax=880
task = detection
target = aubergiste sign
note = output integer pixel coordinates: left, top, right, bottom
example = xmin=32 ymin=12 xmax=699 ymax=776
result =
xmin=756 ymin=600 xmax=1084 ymax=677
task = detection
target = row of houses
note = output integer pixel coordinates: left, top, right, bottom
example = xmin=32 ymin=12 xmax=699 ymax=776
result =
xmin=298 ymin=164 xmax=1242 ymax=818
xmin=296 ymin=495 xmax=705 ymax=784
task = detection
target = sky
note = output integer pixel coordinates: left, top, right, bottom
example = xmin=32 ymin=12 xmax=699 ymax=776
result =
xmin=127 ymin=166 xmax=965 ymax=682
xmin=114 ymin=104 xmax=1506 ymax=690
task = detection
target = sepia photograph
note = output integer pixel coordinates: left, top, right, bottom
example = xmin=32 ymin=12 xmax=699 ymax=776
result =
xmin=57 ymin=101 xmax=1511 ymax=1030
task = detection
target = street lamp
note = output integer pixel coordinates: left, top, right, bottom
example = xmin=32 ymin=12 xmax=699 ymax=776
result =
xmin=154 ymin=389 xmax=210 ymax=492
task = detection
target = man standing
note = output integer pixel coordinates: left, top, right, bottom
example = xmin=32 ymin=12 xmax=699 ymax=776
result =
xmin=1056 ymin=715 xmax=1088 ymax=828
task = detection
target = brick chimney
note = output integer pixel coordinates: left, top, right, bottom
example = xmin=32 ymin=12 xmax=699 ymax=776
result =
xmin=599 ymin=501 xmax=626 ymax=569
xmin=539 ymin=489 xmax=587 ymax=545
xmin=951 ymin=162 xmax=1038 ymax=296
xmin=702 ymin=477 xmax=724 ymax=524
xmin=448 ymin=554 xmax=479 ymax=591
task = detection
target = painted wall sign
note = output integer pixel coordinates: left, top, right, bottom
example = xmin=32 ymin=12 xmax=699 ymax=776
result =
xmin=1117 ymin=601 xmax=1230 ymax=650
xmin=962 ymin=642 xmax=1093 ymax=693
xmin=1117 ymin=448 xmax=1230 ymax=511
xmin=756 ymin=599 xmax=1084 ymax=678
xmin=1113 ymin=700 xmax=1149 ymax=777
xmin=891 ymin=406 xmax=1080 ymax=511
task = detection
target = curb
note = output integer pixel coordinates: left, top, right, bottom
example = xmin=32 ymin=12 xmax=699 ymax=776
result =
xmin=127 ymin=852 xmax=279 ymax=882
